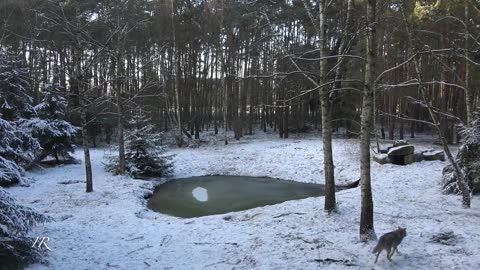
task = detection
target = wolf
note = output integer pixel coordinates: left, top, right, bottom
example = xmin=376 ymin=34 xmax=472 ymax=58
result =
xmin=372 ymin=227 xmax=407 ymax=263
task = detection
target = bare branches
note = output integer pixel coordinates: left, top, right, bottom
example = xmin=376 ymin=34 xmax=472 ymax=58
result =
xmin=400 ymin=2 xmax=471 ymax=208
xmin=378 ymin=111 xmax=435 ymax=127
xmin=240 ymin=70 xmax=319 ymax=80
xmin=375 ymin=54 xmax=417 ymax=83
xmin=288 ymin=54 xmax=366 ymax=62
xmin=403 ymin=96 xmax=463 ymax=124
xmin=379 ymin=80 xmax=467 ymax=93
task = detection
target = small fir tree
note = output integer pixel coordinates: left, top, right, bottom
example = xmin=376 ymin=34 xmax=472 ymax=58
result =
xmin=21 ymin=87 xmax=79 ymax=162
xmin=104 ymin=112 xmax=173 ymax=178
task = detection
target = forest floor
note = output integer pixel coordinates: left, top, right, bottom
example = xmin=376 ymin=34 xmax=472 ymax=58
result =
xmin=8 ymin=131 xmax=480 ymax=270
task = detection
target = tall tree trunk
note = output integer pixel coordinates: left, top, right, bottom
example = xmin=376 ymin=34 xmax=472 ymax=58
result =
xmin=113 ymin=36 xmax=126 ymax=175
xmin=221 ymin=1 xmax=228 ymax=145
xmin=171 ymin=0 xmax=183 ymax=147
xmin=399 ymin=103 xmax=404 ymax=139
xmin=464 ymin=1 xmax=473 ymax=127
xmin=222 ymin=58 xmax=228 ymax=145
xmin=388 ymin=96 xmax=396 ymax=140
xmin=78 ymin=69 xmax=93 ymax=192
xmin=318 ymin=0 xmax=336 ymax=213
xmin=284 ymin=103 xmax=289 ymax=139
xmin=409 ymin=104 xmax=416 ymax=138
xmin=116 ymin=93 xmax=125 ymax=175
xmin=359 ymin=0 xmax=377 ymax=242
xmin=73 ymin=28 xmax=93 ymax=192
xmin=81 ymin=105 xmax=93 ymax=193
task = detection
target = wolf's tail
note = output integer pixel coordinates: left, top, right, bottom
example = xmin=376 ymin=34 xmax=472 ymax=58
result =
xmin=372 ymin=242 xmax=381 ymax=253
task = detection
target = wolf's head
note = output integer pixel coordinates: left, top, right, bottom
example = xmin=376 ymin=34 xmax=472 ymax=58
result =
xmin=397 ymin=227 xmax=407 ymax=237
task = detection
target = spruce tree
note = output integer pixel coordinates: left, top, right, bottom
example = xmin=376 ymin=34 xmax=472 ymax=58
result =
xmin=21 ymin=86 xmax=79 ymax=162
xmin=0 ymin=118 xmax=32 ymax=186
xmin=0 ymin=51 xmax=40 ymax=186
xmin=105 ymin=112 xmax=173 ymax=178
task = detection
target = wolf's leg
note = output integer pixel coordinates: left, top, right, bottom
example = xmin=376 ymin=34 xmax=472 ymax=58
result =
xmin=395 ymin=246 xmax=402 ymax=255
xmin=386 ymin=247 xmax=393 ymax=261
xmin=375 ymin=250 xmax=381 ymax=263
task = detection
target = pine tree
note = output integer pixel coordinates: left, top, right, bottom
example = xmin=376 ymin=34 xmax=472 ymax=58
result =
xmin=0 ymin=52 xmax=49 ymax=265
xmin=104 ymin=112 xmax=173 ymax=178
xmin=0 ymin=51 xmax=41 ymax=186
xmin=21 ymin=87 xmax=79 ymax=162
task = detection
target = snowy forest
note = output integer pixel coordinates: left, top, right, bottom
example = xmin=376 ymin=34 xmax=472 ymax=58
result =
xmin=1 ymin=0 xmax=480 ymax=269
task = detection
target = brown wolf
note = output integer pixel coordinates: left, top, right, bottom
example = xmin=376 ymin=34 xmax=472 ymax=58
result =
xmin=372 ymin=227 xmax=407 ymax=263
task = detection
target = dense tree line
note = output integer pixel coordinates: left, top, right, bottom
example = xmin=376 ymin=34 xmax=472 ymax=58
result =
xmin=1 ymin=0 xmax=476 ymax=145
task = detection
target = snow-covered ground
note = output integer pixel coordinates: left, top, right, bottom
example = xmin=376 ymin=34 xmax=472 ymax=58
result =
xmin=7 ymin=132 xmax=480 ymax=270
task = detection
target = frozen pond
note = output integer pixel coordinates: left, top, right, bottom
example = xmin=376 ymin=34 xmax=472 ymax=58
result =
xmin=147 ymin=175 xmax=343 ymax=218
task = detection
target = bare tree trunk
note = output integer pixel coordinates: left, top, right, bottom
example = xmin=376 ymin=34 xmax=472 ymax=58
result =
xmin=78 ymin=67 xmax=93 ymax=192
xmin=399 ymin=103 xmax=404 ymax=139
xmin=388 ymin=96 xmax=396 ymax=140
xmin=410 ymin=105 xmax=416 ymax=138
xmin=223 ymin=73 xmax=228 ymax=145
xmin=284 ymin=103 xmax=289 ymax=139
xmin=81 ymin=105 xmax=93 ymax=193
xmin=318 ymin=0 xmax=336 ymax=213
xmin=464 ymin=1 xmax=473 ymax=127
xmin=113 ymin=37 xmax=126 ymax=175
xmin=171 ymin=0 xmax=183 ymax=147
xmin=360 ymin=0 xmax=377 ymax=242
xmin=117 ymin=93 xmax=125 ymax=175
xmin=71 ymin=27 xmax=94 ymax=193
xmin=221 ymin=1 xmax=228 ymax=145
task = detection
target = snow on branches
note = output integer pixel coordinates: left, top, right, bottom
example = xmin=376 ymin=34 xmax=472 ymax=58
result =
xmin=23 ymin=90 xmax=79 ymax=162
xmin=0 ymin=118 xmax=40 ymax=186
xmin=0 ymin=51 xmax=78 ymax=186
xmin=0 ymin=188 xmax=50 ymax=266
xmin=442 ymin=116 xmax=480 ymax=194
xmin=104 ymin=112 xmax=173 ymax=178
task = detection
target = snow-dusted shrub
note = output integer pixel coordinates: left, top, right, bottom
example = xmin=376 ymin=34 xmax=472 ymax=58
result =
xmin=104 ymin=112 xmax=173 ymax=179
xmin=0 ymin=188 xmax=50 ymax=267
xmin=0 ymin=157 xmax=24 ymax=186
